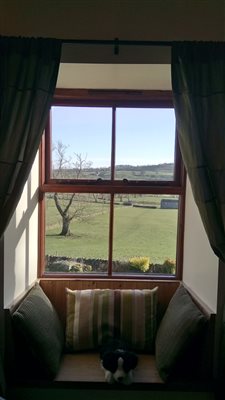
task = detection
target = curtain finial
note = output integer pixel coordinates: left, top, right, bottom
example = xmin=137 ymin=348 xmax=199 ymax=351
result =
xmin=114 ymin=38 xmax=119 ymax=55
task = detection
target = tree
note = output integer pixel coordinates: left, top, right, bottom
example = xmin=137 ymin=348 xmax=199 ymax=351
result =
xmin=52 ymin=141 xmax=92 ymax=236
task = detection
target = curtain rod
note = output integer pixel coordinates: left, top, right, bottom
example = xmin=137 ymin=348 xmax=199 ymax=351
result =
xmin=62 ymin=38 xmax=172 ymax=47
xmin=62 ymin=39 xmax=172 ymax=56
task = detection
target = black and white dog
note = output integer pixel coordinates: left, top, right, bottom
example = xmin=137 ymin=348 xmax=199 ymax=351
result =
xmin=100 ymin=339 xmax=138 ymax=385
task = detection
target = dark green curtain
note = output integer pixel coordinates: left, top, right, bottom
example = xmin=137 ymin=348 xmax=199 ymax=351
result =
xmin=0 ymin=36 xmax=61 ymax=239
xmin=172 ymin=42 xmax=225 ymax=262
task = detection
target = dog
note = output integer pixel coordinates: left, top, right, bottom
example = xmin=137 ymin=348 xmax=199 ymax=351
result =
xmin=100 ymin=339 xmax=138 ymax=385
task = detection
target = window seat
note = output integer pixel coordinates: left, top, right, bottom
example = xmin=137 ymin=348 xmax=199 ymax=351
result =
xmin=4 ymin=279 xmax=216 ymax=399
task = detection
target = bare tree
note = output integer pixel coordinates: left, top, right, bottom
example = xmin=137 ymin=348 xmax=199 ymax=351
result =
xmin=52 ymin=141 xmax=92 ymax=236
xmin=72 ymin=152 xmax=92 ymax=179
xmin=52 ymin=141 xmax=71 ymax=179
xmin=53 ymin=192 xmax=85 ymax=236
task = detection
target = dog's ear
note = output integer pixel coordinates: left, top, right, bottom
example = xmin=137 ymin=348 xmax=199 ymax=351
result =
xmin=102 ymin=352 xmax=118 ymax=373
xmin=124 ymin=352 xmax=138 ymax=371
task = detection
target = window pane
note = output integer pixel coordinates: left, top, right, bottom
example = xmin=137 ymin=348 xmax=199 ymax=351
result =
xmin=115 ymin=108 xmax=175 ymax=181
xmin=45 ymin=193 xmax=110 ymax=274
xmin=51 ymin=107 xmax=112 ymax=179
xmin=112 ymin=194 xmax=178 ymax=275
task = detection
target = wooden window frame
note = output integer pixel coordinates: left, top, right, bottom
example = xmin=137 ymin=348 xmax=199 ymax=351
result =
xmin=39 ymin=89 xmax=186 ymax=280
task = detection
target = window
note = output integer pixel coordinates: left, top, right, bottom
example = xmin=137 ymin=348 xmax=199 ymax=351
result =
xmin=39 ymin=89 xmax=185 ymax=279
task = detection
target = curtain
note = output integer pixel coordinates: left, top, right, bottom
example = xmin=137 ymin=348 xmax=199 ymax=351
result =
xmin=0 ymin=36 xmax=61 ymax=239
xmin=0 ymin=353 xmax=5 ymax=397
xmin=172 ymin=42 xmax=225 ymax=262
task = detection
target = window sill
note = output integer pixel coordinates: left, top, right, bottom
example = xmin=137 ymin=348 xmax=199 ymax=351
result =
xmin=39 ymin=273 xmax=180 ymax=281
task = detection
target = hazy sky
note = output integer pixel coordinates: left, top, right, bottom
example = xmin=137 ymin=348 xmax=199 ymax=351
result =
xmin=52 ymin=106 xmax=175 ymax=168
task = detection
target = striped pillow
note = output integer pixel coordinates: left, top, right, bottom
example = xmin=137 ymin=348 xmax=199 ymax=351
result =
xmin=119 ymin=288 xmax=158 ymax=352
xmin=66 ymin=289 xmax=115 ymax=351
xmin=65 ymin=287 xmax=158 ymax=352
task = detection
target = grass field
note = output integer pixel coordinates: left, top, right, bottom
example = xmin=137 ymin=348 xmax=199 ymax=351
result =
xmin=45 ymin=195 xmax=178 ymax=264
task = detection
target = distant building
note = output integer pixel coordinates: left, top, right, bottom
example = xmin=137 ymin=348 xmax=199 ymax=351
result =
xmin=160 ymin=199 xmax=179 ymax=209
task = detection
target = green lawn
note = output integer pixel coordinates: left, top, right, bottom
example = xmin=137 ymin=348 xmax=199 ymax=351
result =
xmin=45 ymin=197 xmax=178 ymax=264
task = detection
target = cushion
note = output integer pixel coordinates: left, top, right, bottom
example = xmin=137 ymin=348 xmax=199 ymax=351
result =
xmin=119 ymin=288 xmax=158 ymax=352
xmin=66 ymin=289 xmax=115 ymax=352
xmin=12 ymin=283 xmax=64 ymax=379
xmin=66 ymin=287 xmax=158 ymax=352
xmin=155 ymin=284 xmax=207 ymax=382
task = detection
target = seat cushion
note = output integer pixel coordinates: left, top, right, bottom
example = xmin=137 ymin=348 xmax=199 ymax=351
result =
xmin=55 ymin=353 xmax=163 ymax=384
xmin=155 ymin=284 xmax=207 ymax=381
xmin=12 ymin=283 xmax=64 ymax=379
xmin=66 ymin=287 xmax=158 ymax=352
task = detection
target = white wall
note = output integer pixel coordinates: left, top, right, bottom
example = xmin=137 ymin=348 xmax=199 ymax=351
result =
xmin=183 ymin=179 xmax=218 ymax=312
xmin=57 ymin=63 xmax=171 ymax=90
xmin=4 ymin=154 xmax=39 ymax=307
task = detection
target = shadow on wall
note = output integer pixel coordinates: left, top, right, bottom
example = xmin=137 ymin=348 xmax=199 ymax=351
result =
xmin=4 ymin=174 xmax=38 ymax=308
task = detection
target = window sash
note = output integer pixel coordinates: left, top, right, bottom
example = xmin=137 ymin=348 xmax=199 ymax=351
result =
xmin=43 ymin=89 xmax=182 ymax=187
xmin=39 ymin=89 xmax=186 ymax=280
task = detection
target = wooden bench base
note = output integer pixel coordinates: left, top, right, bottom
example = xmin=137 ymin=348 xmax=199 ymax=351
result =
xmin=6 ymin=350 xmax=215 ymax=399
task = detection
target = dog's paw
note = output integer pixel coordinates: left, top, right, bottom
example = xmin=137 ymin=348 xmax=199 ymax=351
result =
xmin=105 ymin=371 xmax=115 ymax=384
xmin=121 ymin=371 xmax=133 ymax=386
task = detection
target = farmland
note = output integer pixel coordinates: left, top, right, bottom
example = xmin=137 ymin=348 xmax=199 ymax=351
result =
xmin=45 ymin=195 xmax=178 ymax=265
xmin=53 ymin=162 xmax=174 ymax=181
xmin=45 ymin=163 xmax=178 ymax=272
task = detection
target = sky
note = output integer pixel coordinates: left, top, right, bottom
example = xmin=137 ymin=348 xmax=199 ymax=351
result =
xmin=52 ymin=106 xmax=175 ymax=168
